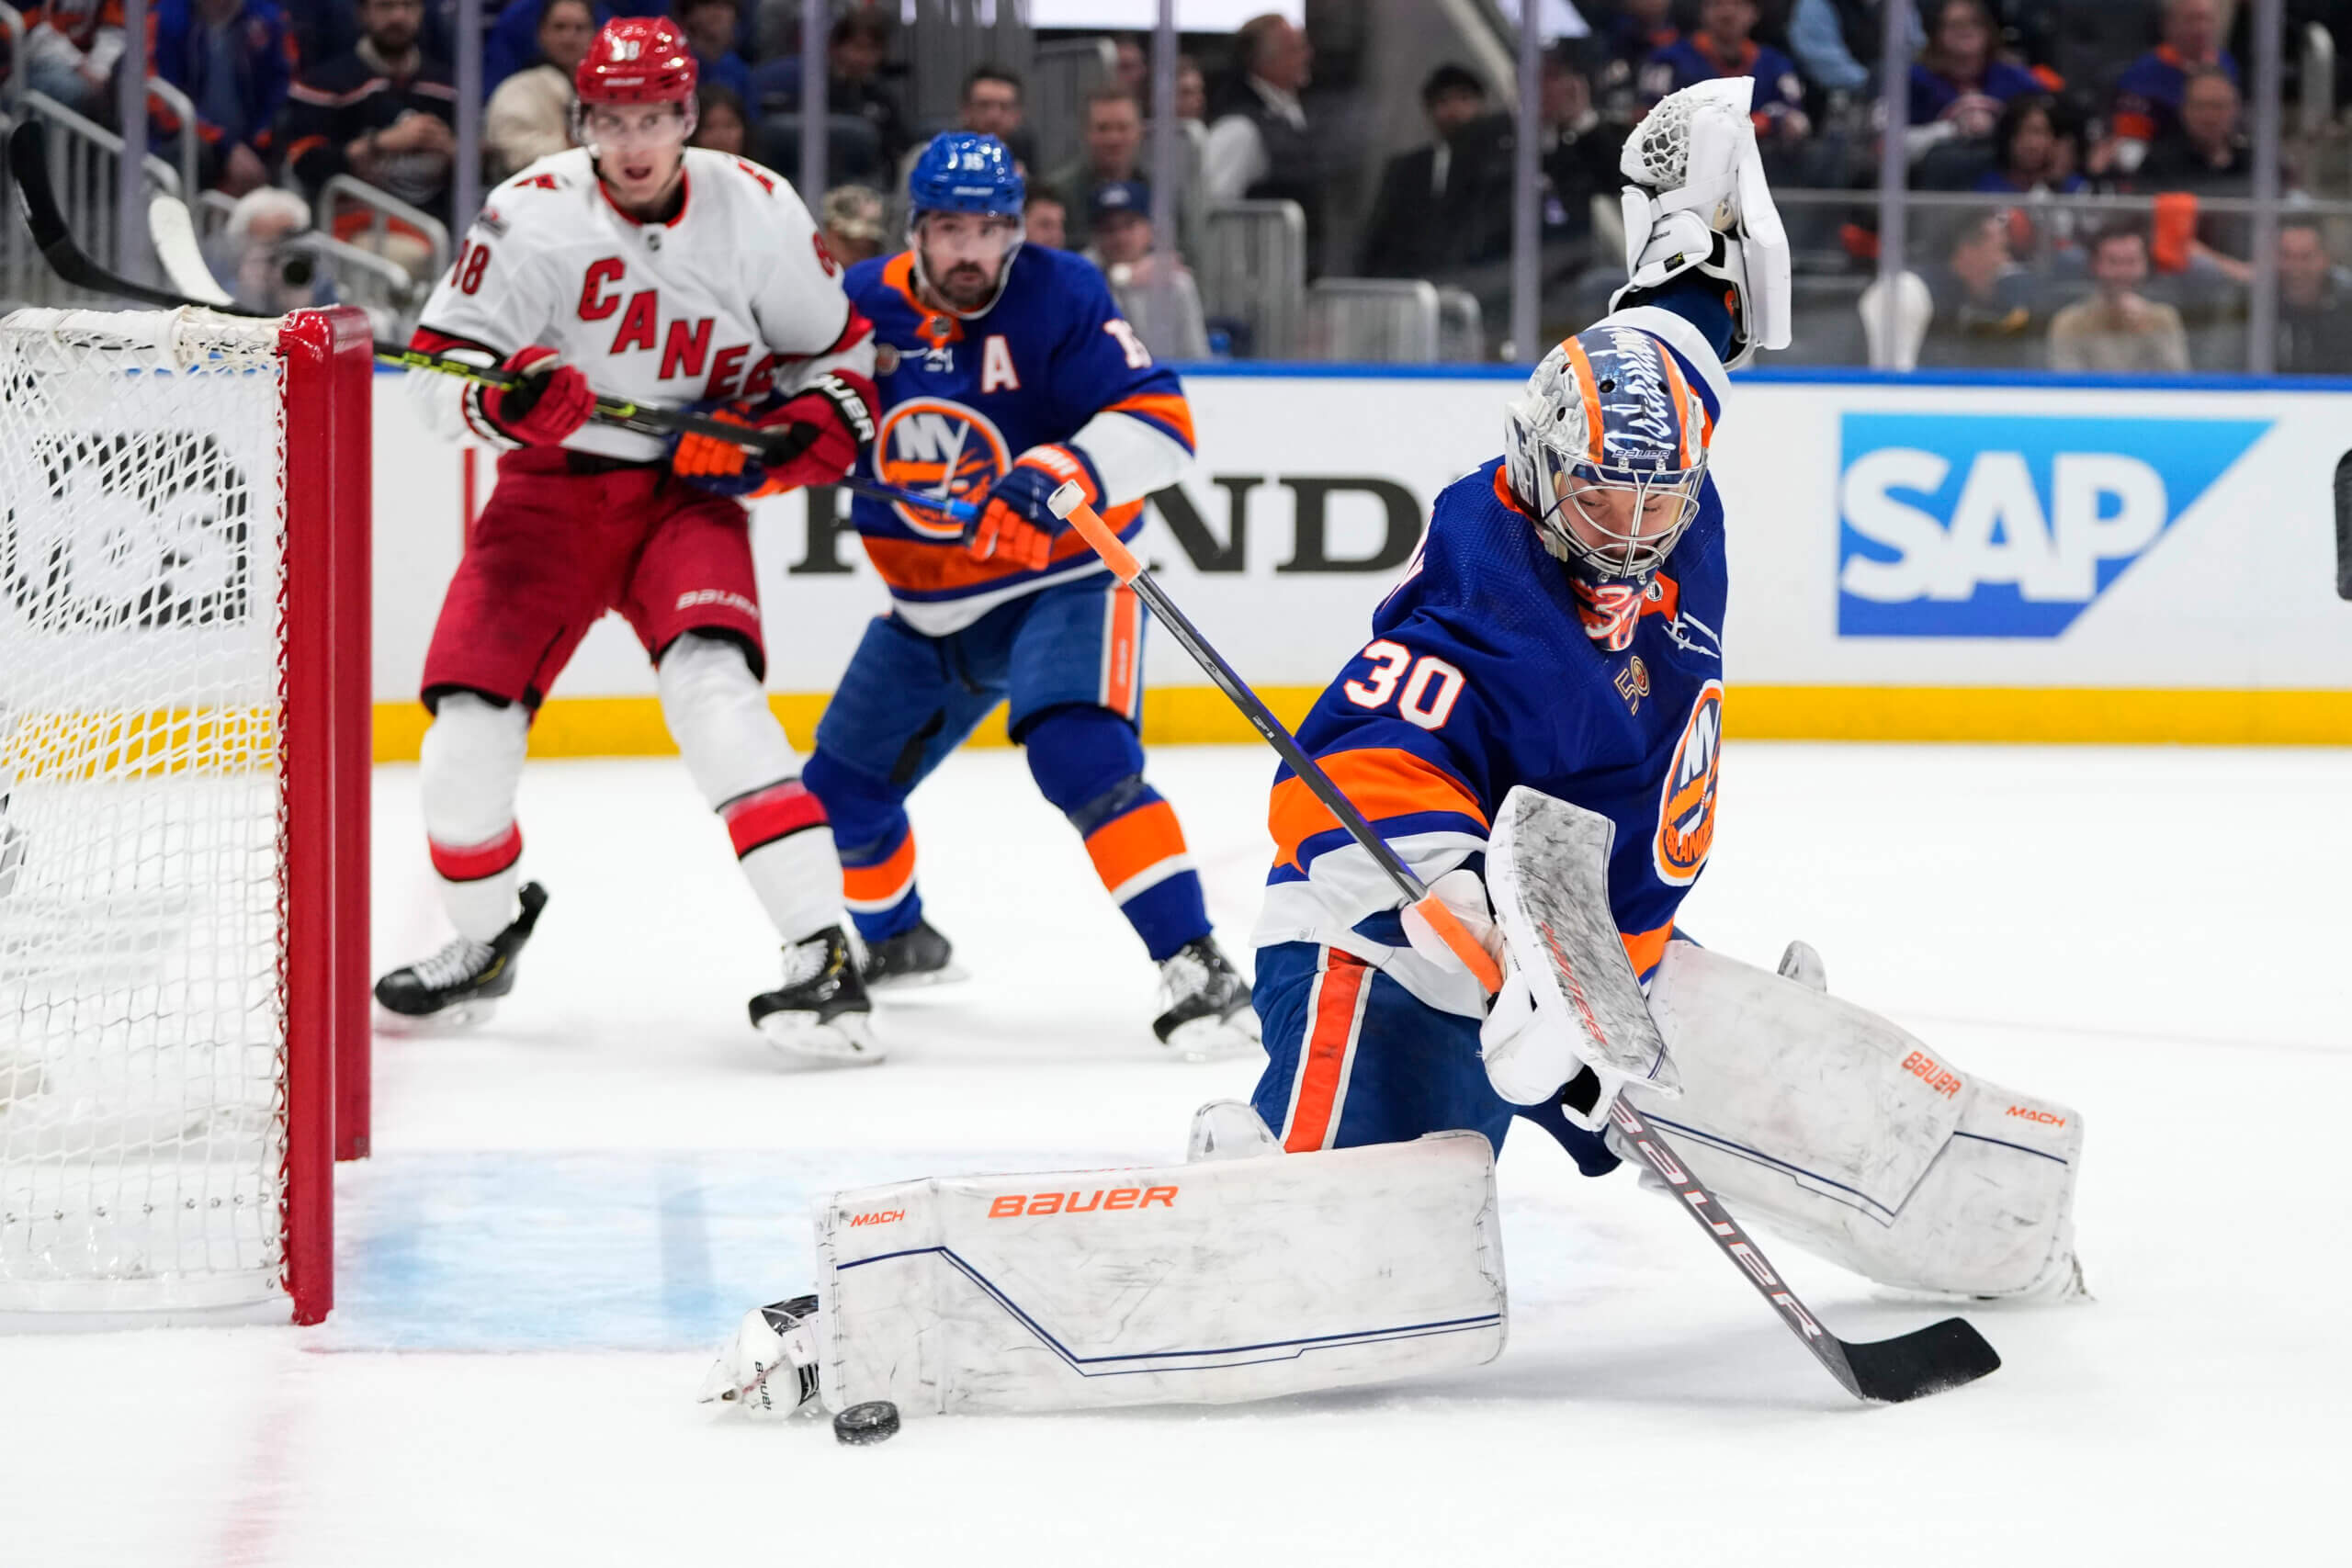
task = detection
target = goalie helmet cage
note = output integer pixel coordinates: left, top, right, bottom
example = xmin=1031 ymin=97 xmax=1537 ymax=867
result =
xmin=0 ymin=305 xmax=371 ymax=1325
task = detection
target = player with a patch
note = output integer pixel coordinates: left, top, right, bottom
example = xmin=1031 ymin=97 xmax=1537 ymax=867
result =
xmin=373 ymin=17 xmax=886 ymax=1065
xmin=1252 ymin=78 xmax=2084 ymax=1306
xmin=806 ymin=131 xmax=1257 ymax=1058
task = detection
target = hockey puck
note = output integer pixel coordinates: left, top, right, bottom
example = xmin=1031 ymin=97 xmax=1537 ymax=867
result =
xmin=832 ymin=1400 xmax=900 ymax=1446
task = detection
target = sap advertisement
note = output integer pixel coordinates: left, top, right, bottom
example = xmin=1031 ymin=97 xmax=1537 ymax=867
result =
xmin=364 ymin=368 xmax=2352 ymax=748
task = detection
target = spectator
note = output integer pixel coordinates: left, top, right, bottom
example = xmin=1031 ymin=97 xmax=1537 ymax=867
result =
xmin=2047 ymin=224 xmax=2188 ymax=372
xmin=283 ymin=0 xmax=458 ymax=246
xmin=1906 ymin=0 xmax=2041 ymax=152
xmin=693 ymin=83 xmax=750 ymax=155
xmin=483 ymin=0 xmax=664 ymax=96
xmin=1976 ymin=94 xmax=2088 ymax=256
xmin=213 ymin=186 xmax=331 ymax=314
xmin=148 ymin=0 xmax=296 ymax=196
xmin=2275 ymin=220 xmax=2352 ymax=374
xmin=482 ymin=0 xmax=594 ymax=180
xmin=1112 ymin=31 xmax=1148 ymax=101
xmin=1537 ymin=44 xmax=1626 ymax=243
xmin=1174 ymin=55 xmax=1208 ymax=128
xmin=955 ymin=62 xmax=1035 ymax=172
xmin=1638 ymin=0 xmax=1809 ymax=149
xmin=820 ymin=184 xmax=888 ymax=266
xmin=17 ymin=0 xmax=127 ymax=119
xmin=1050 ymin=85 xmax=1200 ymax=257
xmin=2139 ymin=69 xmax=2254 ymax=281
xmin=1787 ymin=0 xmax=1918 ymax=102
xmin=1920 ymin=209 xmax=2038 ymax=367
xmin=2111 ymin=0 xmax=2236 ymax=160
xmin=1023 ymin=181 xmax=1068 ymax=250
xmin=1086 ymin=180 xmax=1209 ymax=360
xmin=1595 ymin=0 xmax=1675 ymax=124
xmin=1359 ymin=63 xmax=1493 ymax=277
xmin=752 ymin=11 xmax=911 ymax=172
xmin=674 ymin=0 xmax=751 ymax=107
xmin=1204 ymin=13 xmax=1320 ymax=257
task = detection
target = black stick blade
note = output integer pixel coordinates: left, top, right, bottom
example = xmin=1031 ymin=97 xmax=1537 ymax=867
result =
xmin=1842 ymin=1317 xmax=2001 ymax=1404
xmin=2333 ymin=450 xmax=2352 ymax=601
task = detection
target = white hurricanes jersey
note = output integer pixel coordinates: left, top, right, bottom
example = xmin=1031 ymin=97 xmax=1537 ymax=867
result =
xmin=407 ymin=146 xmax=874 ymax=462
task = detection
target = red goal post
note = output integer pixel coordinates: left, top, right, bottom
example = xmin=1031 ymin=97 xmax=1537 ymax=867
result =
xmin=0 ymin=305 xmax=371 ymax=1325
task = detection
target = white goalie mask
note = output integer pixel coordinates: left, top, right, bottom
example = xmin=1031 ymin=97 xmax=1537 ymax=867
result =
xmin=1501 ymin=325 xmax=1713 ymax=583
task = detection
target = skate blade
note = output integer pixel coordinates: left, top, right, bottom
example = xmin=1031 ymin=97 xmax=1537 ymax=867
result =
xmin=1160 ymin=1010 xmax=1263 ymax=1064
xmin=758 ymin=1011 xmax=887 ymax=1066
xmin=865 ymin=963 xmax=971 ymax=993
xmin=372 ymin=998 xmax=500 ymax=1036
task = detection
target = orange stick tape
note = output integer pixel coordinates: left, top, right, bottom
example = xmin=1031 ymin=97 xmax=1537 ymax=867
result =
xmin=1047 ymin=482 xmax=1142 ymax=583
xmin=1412 ymin=896 xmax=1504 ymax=995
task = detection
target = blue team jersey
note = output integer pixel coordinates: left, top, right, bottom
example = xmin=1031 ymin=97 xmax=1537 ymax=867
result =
xmin=1907 ymin=59 xmax=2045 ymax=126
xmin=842 ymin=243 xmax=1194 ymax=631
xmin=1255 ymin=442 xmax=1728 ymax=1015
xmin=1638 ymin=37 xmax=1805 ymax=124
xmin=2111 ymin=45 xmax=2238 ymax=143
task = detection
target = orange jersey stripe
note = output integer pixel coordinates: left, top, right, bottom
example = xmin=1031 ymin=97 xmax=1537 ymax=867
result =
xmin=880 ymin=252 xmax=961 ymax=347
xmin=1284 ymin=949 xmax=1370 ymax=1153
xmin=1269 ymin=748 xmax=1487 ymax=872
xmin=1621 ymin=921 xmax=1674 ymax=980
xmin=1084 ymin=798 xmax=1188 ymax=895
xmin=860 ymin=501 xmax=1142 ymax=596
xmin=1102 ymin=585 xmax=1141 ymax=718
xmin=1104 ymin=391 xmax=1196 ymax=451
xmin=842 ymin=831 xmax=918 ymax=906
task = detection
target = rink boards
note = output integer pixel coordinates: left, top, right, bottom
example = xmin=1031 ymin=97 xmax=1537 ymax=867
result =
xmin=360 ymin=365 xmax=2352 ymax=755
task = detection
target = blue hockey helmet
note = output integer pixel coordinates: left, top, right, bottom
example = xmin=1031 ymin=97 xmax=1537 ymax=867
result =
xmin=907 ymin=131 xmax=1024 ymax=220
xmin=1502 ymin=322 xmax=1712 ymax=584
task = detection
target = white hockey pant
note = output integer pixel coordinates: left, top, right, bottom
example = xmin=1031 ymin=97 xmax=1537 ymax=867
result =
xmin=1630 ymin=942 xmax=2082 ymax=1298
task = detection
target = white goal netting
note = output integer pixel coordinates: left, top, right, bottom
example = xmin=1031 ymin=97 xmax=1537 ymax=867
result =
xmin=0 ymin=309 xmax=293 ymax=1314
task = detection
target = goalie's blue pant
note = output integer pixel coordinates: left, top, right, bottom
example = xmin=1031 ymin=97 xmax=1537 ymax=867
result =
xmin=1250 ymin=940 xmax=1621 ymax=1174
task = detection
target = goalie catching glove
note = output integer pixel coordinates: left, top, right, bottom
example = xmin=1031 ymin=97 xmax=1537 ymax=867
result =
xmin=668 ymin=374 xmax=877 ymax=498
xmin=1610 ymin=76 xmax=1792 ymax=370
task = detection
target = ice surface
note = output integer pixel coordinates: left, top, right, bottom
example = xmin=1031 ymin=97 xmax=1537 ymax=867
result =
xmin=3 ymin=743 xmax=2345 ymax=1564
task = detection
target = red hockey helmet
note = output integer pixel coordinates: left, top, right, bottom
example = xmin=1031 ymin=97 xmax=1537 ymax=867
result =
xmin=575 ymin=17 xmax=698 ymax=106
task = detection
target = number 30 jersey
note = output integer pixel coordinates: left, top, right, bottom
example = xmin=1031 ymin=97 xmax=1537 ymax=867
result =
xmin=1253 ymin=314 xmax=1732 ymax=1021
xmin=405 ymin=147 xmax=876 ymax=463
xmin=843 ymin=243 xmax=1195 ymax=635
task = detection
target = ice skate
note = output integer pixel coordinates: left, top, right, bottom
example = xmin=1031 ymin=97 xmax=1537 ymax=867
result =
xmin=698 ymin=1293 xmax=823 ymax=1418
xmin=858 ymin=917 xmax=967 ymax=989
xmin=373 ymin=882 xmax=549 ymax=1031
xmin=1151 ymin=937 xmax=1261 ymax=1061
xmin=751 ymin=926 xmax=883 ymax=1064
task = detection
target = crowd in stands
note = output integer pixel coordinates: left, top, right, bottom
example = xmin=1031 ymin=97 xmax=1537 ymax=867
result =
xmin=3 ymin=0 xmax=2348 ymax=371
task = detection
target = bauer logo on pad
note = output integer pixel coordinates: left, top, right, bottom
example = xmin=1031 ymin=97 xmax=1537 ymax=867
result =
xmin=1835 ymin=412 xmax=2268 ymax=638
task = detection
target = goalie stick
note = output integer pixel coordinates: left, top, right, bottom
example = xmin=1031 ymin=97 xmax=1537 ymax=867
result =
xmin=7 ymin=120 xmax=811 ymax=467
xmin=1046 ymin=481 xmax=2001 ymax=1405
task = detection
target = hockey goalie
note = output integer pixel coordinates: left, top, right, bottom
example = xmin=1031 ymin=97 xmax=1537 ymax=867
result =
xmin=701 ymin=80 xmax=2086 ymax=1423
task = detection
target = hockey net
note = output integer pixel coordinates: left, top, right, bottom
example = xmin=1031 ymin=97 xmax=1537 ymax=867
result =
xmin=0 ymin=306 xmax=371 ymax=1323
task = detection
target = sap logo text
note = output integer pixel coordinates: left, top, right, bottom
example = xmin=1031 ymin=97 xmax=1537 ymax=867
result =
xmin=1900 ymin=1050 xmax=1962 ymax=1099
xmin=988 ymin=1186 xmax=1177 ymax=1217
xmin=1837 ymin=413 xmax=2267 ymax=637
xmin=846 ymin=1210 xmax=903 ymax=1227
xmin=2006 ymin=1105 xmax=2068 ymax=1128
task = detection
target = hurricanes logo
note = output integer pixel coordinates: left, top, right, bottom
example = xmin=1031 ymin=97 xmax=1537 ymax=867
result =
xmin=873 ymin=397 xmax=1008 ymax=538
xmin=1654 ymin=679 xmax=1723 ymax=886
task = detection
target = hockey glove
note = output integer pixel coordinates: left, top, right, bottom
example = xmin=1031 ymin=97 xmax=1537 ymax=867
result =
xmin=674 ymin=375 xmax=877 ymax=499
xmin=748 ymin=374 xmax=878 ymax=497
xmin=970 ymin=445 xmax=1102 ymax=571
xmin=476 ymin=344 xmax=594 ymax=446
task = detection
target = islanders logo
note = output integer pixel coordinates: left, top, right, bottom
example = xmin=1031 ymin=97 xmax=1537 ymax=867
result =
xmin=873 ymin=397 xmax=1009 ymax=537
xmin=1653 ymin=679 xmax=1722 ymax=886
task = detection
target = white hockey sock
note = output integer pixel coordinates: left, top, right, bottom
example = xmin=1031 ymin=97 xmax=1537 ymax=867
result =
xmin=658 ymin=633 xmax=846 ymax=945
xmin=419 ymin=693 xmax=530 ymax=942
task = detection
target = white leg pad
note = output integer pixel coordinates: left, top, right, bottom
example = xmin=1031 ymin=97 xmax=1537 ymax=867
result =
xmin=657 ymin=634 xmax=842 ymax=942
xmin=815 ymin=1120 xmax=1507 ymax=1416
xmin=1631 ymin=942 xmax=2082 ymax=1298
xmin=418 ymin=693 xmax=530 ymax=942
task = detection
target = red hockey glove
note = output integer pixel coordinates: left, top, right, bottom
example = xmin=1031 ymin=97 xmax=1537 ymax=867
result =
xmin=969 ymin=445 xmax=1102 ymax=572
xmin=476 ymin=344 xmax=594 ymax=446
xmin=740 ymin=374 xmax=878 ymax=498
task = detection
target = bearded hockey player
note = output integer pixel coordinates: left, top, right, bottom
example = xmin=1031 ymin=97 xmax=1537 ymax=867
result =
xmin=699 ymin=82 xmax=2082 ymax=1428
xmin=373 ymin=17 xmax=885 ymax=1063
xmin=802 ymin=132 xmax=1256 ymax=1057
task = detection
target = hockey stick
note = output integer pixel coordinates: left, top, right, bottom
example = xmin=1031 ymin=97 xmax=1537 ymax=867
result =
xmin=8 ymin=120 xmax=808 ymax=465
xmin=2335 ymin=450 xmax=2352 ymax=601
xmin=1046 ymin=482 xmax=2000 ymax=1404
xmin=1042 ymin=483 xmax=1501 ymax=991
xmin=839 ymin=477 xmax=979 ymax=526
